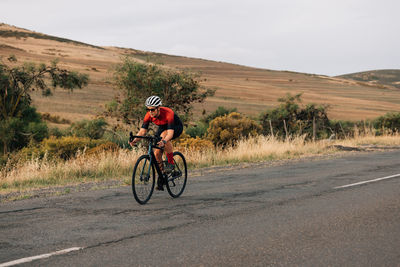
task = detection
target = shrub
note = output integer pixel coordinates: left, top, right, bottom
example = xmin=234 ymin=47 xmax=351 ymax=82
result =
xmin=17 ymin=136 xmax=108 ymax=161
xmin=85 ymin=142 xmax=120 ymax=156
xmin=373 ymin=112 xmax=400 ymax=134
xmin=175 ymin=132 xmax=214 ymax=151
xmin=48 ymin=127 xmax=66 ymax=138
xmin=328 ymin=120 xmax=355 ymax=139
xmin=68 ymin=118 xmax=107 ymax=140
xmin=185 ymin=121 xmax=208 ymax=138
xmin=260 ymin=93 xmax=330 ymax=140
xmin=0 ymin=107 xmax=49 ymax=154
xmin=102 ymin=129 xmax=131 ymax=148
xmin=201 ymin=106 xmax=237 ymax=124
xmin=40 ymin=112 xmax=71 ymax=124
xmin=207 ymin=112 xmax=262 ymax=147
xmin=41 ymin=136 xmax=107 ymax=159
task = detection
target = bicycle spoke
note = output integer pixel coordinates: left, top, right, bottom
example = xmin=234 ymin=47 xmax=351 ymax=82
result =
xmin=132 ymin=155 xmax=155 ymax=204
xmin=166 ymin=152 xmax=187 ymax=198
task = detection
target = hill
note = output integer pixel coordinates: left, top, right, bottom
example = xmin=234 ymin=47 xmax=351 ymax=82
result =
xmin=1 ymin=23 xmax=400 ymax=124
xmin=338 ymin=70 xmax=400 ymax=89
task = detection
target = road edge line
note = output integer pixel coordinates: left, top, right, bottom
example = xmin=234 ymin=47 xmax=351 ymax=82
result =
xmin=334 ymin=173 xmax=400 ymax=189
xmin=0 ymin=247 xmax=83 ymax=267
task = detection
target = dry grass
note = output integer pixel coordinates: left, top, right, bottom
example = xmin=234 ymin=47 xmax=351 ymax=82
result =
xmin=1 ymin=134 xmax=399 ymax=193
xmin=0 ymin=149 xmax=138 ymax=192
xmin=336 ymin=133 xmax=400 ymax=147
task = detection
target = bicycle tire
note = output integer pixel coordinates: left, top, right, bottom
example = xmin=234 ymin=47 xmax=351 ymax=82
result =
xmin=166 ymin=151 xmax=187 ymax=198
xmin=132 ymin=155 xmax=155 ymax=204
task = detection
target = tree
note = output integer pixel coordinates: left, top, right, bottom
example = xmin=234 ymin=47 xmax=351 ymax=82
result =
xmin=106 ymin=57 xmax=215 ymax=127
xmin=0 ymin=57 xmax=89 ymax=154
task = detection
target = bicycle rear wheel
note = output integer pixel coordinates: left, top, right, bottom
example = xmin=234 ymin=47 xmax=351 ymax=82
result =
xmin=166 ymin=151 xmax=187 ymax=198
xmin=132 ymin=155 xmax=155 ymax=204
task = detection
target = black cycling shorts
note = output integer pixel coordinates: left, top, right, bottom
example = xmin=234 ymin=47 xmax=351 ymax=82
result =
xmin=155 ymin=114 xmax=183 ymax=140
xmin=156 ymin=124 xmax=183 ymax=140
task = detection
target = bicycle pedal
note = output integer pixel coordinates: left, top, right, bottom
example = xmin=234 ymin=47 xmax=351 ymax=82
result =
xmin=156 ymin=185 xmax=164 ymax=191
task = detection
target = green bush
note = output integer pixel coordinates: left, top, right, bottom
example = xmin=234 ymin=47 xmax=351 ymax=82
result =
xmin=68 ymin=118 xmax=107 ymax=140
xmin=185 ymin=107 xmax=239 ymax=138
xmin=185 ymin=121 xmax=208 ymax=138
xmin=18 ymin=136 xmax=107 ymax=161
xmin=0 ymin=107 xmax=49 ymax=154
xmin=328 ymin=120 xmax=356 ymax=139
xmin=102 ymin=129 xmax=131 ymax=148
xmin=85 ymin=142 xmax=120 ymax=156
xmin=260 ymin=93 xmax=330 ymax=140
xmin=48 ymin=127 xmax=66 ymax=138
xmin=373 ymin=112 xmax=400 ymax=134
xmin=42 ymin=136 xmax=106 ymax=159
xmin=201 ymin=106 xmax=237 ymax=124
xmin=207 ymin=112 xmax=262 ymax=147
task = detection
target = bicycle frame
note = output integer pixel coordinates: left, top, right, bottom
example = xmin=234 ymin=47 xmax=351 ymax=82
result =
xmin=131 ymin=134 xmax=164 ymax=178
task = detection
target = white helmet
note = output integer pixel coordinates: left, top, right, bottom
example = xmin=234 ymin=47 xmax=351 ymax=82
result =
xmin=145 ymin=96 xmax=162 ymax=107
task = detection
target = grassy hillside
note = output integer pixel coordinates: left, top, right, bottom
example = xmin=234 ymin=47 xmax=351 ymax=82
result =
xmin=338 ymin=69 xmax=400 ymax=89
xmin=1 ymin=23 xmax=400 ymax=124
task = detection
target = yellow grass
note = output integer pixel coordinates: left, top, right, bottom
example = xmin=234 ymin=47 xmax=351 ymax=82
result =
xmin=0 ymin=149 xmax=140 ymax=191
xmin=1 ymin=134 xmax=399 ymax=194
xmin=336 ymin=133 xmax=400 ymax=147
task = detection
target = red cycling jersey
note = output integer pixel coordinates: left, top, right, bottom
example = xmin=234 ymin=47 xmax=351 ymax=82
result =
xmin=142 ymin=107 xmax=175 ymax=130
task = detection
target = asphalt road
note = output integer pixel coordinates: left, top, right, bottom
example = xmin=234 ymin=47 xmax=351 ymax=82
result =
xmin=1 ymin=150 xmax=400 ymax=266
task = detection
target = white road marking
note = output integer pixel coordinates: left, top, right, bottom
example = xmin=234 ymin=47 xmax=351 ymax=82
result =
xmin=334 ymin=173 xmax=400 ymax=189
xmin=0 ymin=247 xmax=83 ymax=267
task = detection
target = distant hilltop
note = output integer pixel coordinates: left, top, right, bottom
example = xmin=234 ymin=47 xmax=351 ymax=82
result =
xmin=1 ymin=22 xmax=400 ymax=121
xmin=337 ymin=70 xmax=400 ymax=89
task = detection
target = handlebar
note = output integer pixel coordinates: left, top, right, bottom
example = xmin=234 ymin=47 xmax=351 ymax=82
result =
xmin=129 ymin=132 xmax=162 ymax=146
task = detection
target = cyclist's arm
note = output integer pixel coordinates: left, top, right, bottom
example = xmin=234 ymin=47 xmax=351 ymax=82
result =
xmin=163 ymin=129 xmax=174 ymax=143
xmin=130 ymin=128 xmax=147 ymax=146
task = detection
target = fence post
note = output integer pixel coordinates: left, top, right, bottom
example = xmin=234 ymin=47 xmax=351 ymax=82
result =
xmin=269 ymin=120 xmax=274 ymax=137
xmin=312 ymin=116 xmax=316 ymax=141
xmin=339 ymin=122 xmax=346 ymax=138
xmin=283 ymin=120 xmax=288 ymax=139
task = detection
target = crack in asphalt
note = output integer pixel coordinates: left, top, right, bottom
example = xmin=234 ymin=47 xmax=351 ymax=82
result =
xmin=0 ymin=207 xmax=44 ymax=214
xmin=84 ymin=222 xmax=193 ymax=250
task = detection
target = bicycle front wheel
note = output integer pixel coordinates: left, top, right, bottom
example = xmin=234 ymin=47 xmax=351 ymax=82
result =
xmin=132 ymin=155 xmax=155 ymax=204
xmin=166 ymin=151 xmax=187 ymax=198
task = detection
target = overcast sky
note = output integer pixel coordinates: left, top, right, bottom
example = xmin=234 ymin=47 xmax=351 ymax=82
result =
xmin=1 ymin=0 xmax=399 ymax=76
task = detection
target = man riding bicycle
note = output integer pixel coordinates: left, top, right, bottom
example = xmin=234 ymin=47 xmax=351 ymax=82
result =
xmin=129 ymin=96 xmax=183 ymax=191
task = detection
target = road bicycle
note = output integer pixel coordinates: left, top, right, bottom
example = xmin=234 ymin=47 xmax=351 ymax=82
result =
xmin=129 ymin=132 xmax=187 ymax=204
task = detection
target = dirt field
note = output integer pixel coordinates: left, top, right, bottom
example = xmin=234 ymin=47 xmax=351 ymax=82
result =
xmin=1 ymin=23 xmax=400 ymax=123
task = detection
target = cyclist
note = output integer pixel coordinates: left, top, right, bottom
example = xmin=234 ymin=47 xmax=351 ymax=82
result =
xmin=129 ymin=96 xmax=183 ymax=191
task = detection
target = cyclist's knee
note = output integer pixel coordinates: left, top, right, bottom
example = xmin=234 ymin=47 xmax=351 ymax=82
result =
xmin=154 ymin=149 xmax=162 ymax=157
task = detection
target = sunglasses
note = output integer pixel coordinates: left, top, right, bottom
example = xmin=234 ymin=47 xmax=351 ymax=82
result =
xmin=146 ymin=108 xmax=157 ymax=112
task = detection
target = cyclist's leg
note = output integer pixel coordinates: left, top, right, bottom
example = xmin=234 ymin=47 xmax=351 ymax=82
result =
xmin=156 ymin=129 xmax=174 ymax=169
xmin=154 ymin=145 xmax=165 ymax=190
xmin=154 ymin=125 xmax=167 ymax=172
xmin=165 ymin=123 xmax=183 ymax=166
xmin=154 ymin=126 xmax=167 ymax=190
